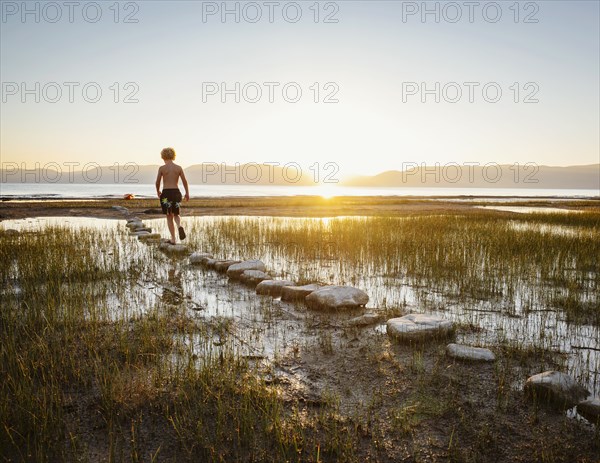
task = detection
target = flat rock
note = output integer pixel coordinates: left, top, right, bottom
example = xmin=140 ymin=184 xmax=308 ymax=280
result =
xmin=159 ymin=242 xmax=188 ymax=253
xmin=446 ymin=343 xmax=495 ymax=362
xmin=126 ymin=217 xmax=141 ymax=223
xmin=138 ymin=233 xmax=161 ymax=241
xmin=524 ymin=371 xmax=590 ymax=408
xmin=280 ymin=284 xmax=321 ymax=302
xmin=204 ymin=258 xmax=217 ymax=268
xmin=214 ymin=260 xmax=241 ymax=273
xmin=256 ymin=280 xmax=296 ymax=297
xmin=130 ymin=227 xmax=152 ymax=234
xmin=577 ymin=398 xmax=600 ymax=424
xmin=387 ymin=314 xmax=453 ymax=342
xmin=239 ymin=270 xmax=272 ymax=287
xmin=346 ymin=313 xmax=383 ymax=327
xmin=189 ymin=252 xmax=214 ymax=265
xmin=126 ymin=221 xmax=144 ymax=229
xmin=305 ymin=285 xmax=369 ymax=310
xmin=227 ymin=260 xmax=267 ymax=279
xmin=130 ymin=230 xmax=150 ymax=236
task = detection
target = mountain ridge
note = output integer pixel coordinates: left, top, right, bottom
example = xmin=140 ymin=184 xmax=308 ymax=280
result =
xmin=1 ymin=163 xmax=598 ymax=190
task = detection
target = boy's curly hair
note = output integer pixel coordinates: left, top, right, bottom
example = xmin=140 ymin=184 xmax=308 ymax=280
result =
xmin=161 ymin=147 xmax=176 ymax=160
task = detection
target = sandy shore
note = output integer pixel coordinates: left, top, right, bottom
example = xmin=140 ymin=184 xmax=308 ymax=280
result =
xmin=2 ymin=196 xmax=598 ymax=221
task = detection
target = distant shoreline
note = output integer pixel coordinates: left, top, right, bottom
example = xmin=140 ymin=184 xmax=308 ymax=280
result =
xmin=2 ymin=186 xmax=600 ymax=203
xmin=2 ymin=193 xmax=600 ymax=202
xmin=1 ymin=183 xmax=599 ymax=202
xmin=1 ymin=196 xmax=599 ymax=222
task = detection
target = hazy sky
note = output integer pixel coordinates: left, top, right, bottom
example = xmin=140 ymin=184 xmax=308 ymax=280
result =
xmin=1 ymin=0 xmax=599 ymax=178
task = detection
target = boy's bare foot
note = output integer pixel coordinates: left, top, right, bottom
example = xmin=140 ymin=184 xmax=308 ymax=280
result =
xmin=178 ymin=226 xmax=186 ymax=240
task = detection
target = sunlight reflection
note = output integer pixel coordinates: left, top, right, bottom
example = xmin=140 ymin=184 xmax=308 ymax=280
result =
xmin=310 ymin=184 xmax=340 ymax=199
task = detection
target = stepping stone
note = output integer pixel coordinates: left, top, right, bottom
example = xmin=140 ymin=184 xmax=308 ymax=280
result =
xmin=190 ymin=252 xmax=214 ymax=265
xmin=227 ymin=260 xmax=267 ymax=279
xmin=138 ymin=233 xmax=161 ymax=241
xmin=130 ymin=230 xmax=150 ymax=236
xmin=256 ymin=280 xmax=296 ymax=297
xmin=239 ymin=270 xmax=272 ymax=287
xmin=387 ymin=314 xmax=453 ymax=342
xmin=577 ymin=398 xmax=600 ymax=424
xmin=280 ymin=284 xmax=321 ymax=302
xmin=346 ymin=313 xmax=383 ymax=327
xmin=204 ymin=258 xmax=217 ymax=269
xmin=446 ymin=343 xmax=495 ymax=362
xmin=305 ymin=285 xmax=369 ymax=310
xmin=159 ymin=242 xmax=189 ymax=253
xmin=524 ymin=371 xmax=590 ymax=409
xmin=214 ymin=260 xmax=241 ymax=273
xmin=126 ymin=217 xmax=141 ymax=223
xmin=126 ymin=221 xmax=144 ymax=229
xmin=130 ymin=227 xmax=152 ymax=234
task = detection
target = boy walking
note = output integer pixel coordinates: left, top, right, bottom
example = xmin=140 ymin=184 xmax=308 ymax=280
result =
xmin=156 ymin=147 xmax=190 ymax=244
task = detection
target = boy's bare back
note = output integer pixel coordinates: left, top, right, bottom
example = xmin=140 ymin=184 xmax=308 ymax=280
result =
xmin=158 ymin=162 xmax=184 ymax=189
xmin=155 ymin=147 xmax=190 ymax=202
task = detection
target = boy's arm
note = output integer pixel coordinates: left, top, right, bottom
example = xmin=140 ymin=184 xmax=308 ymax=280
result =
xmin=155 ymin=168 xmax=163 ymax=198
xmin=180 ymin=168 xmax=190 ymax=201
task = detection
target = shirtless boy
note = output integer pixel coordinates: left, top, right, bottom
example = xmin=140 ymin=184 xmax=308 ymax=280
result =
xmin=156 ymin=147 xmax=190 ymax=244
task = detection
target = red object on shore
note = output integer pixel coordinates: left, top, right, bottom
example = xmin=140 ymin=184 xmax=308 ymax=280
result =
xmin=123 ymin=194 xmax=135 ymax=200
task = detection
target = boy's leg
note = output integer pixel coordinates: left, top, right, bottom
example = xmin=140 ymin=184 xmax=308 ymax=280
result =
xmin=166 ymin=213 xmax=176 ymax=243
xmin=174 ymin=211 xmax=186 ymax=240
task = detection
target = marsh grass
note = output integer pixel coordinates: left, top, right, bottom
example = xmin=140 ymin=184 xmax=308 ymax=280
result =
xmin=185 ymin=210 xmax=599 ymax=325
xmin=0 ymin=226 xmax=359 ymax=462
xmin=181 ymin=209 xmax=600 ymax=397
xmin=2 ymin=205 xmax=600 ymax=462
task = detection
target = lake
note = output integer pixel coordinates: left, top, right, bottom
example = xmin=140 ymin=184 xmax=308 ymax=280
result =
xmin=1 ymin=182 xmax=598 ymax=199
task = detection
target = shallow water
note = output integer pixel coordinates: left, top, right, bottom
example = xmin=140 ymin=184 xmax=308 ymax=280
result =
xmin=1 ymin=216 xmax=120 ymax=230
xmin=3 ymin=215 xmax=599 ymax=399
xmin=475 ymin=206 xmax=583 ymax=214
xmin=508 ymin=221 xmax=595 ymax=238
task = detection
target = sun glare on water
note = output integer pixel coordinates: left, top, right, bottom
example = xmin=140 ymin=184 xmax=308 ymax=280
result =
xmin=311 ymin=184 xmax=339 ymax=199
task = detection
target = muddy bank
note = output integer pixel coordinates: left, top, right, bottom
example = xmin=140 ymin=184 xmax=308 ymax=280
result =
xmin=2 ymin=196 xmax=598 ymax=221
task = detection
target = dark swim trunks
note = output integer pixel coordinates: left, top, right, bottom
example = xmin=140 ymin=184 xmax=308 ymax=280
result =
xmin=160 ymin=188 xmax=182 ymax=215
